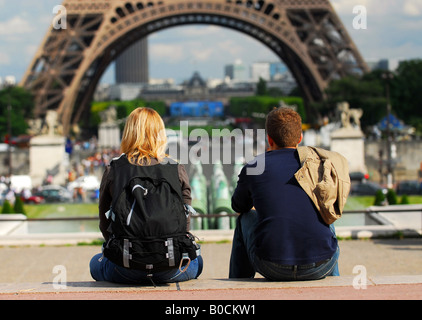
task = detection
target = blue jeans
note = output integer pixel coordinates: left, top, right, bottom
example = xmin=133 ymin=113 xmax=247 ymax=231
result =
xmin=90 ymin=253 xmax=203 ymax=285
xmin=229 ymin=210 xmax=340 ymax=281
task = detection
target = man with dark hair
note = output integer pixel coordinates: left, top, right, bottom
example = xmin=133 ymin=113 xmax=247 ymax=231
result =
xmin=229 ymin=107 xmax=350 ymax=281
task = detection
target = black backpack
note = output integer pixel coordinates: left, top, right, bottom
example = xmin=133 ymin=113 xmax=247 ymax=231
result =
xmin=103 ymin=155 xmax=199 ymax=275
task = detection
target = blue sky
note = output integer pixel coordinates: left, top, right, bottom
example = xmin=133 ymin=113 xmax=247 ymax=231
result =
xmin=0 ymin=0 xmax=421 ymax=84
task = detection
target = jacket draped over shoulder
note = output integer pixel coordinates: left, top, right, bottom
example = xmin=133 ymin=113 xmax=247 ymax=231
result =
xmin=295 ymin=146 xmax=351 ymax=225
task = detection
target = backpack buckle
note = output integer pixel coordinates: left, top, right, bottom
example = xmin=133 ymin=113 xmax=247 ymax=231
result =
xmin=178 ymin=253 xmax=191 ymax=273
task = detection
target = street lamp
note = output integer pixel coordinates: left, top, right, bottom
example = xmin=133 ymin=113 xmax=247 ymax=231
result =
xmin=382 ymin=71 xmax=394 ymax=189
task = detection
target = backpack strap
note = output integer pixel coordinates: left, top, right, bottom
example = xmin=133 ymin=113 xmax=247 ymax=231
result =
xmin=123 ymin=239 xmax=132 ymax=268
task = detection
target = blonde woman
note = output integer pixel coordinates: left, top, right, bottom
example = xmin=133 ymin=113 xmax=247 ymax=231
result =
xmin=90 ymin=107 xmax=203 ymax=284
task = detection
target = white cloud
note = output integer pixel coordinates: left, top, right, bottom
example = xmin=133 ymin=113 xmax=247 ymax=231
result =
xmin=150 ymin=43 xmax=184 ymax=63
xmin=332 ymin=0 xmax=412 ymax=17
xmin=403 ymin=0 xmax=422 ymax=16
xmin=0 ymin=16 xmax=32 ymax=35
xmin=191 ymin=47 xmax=214 ymax=62
xmin=331 ymin=0 xmax=369 ymax=15
xmin=217 ymin=39 xmax=244 ymax=57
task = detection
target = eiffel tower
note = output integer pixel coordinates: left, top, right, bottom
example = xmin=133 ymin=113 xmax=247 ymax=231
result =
xmin=21 ymin=0 xmax=368 ymax=135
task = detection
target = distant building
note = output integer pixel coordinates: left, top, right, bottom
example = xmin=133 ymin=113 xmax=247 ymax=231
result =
xmin=115 ymin=38 xmax=149 ymax=84
xmin=250 ymin=61 xmax=289 ymax=82
xmin=250 ymin=62 xmax=270 ymax=82
xmin=225 ymin=59 xmax=247 ymax=81
xmin=184 ymin=71 xmax=209 ymax=98
xmin=269 ymin=62 xmax=288 ymax=80
xmin=138 ymin=71 xmax=255 ymax=103
xmin=109 ymin=83 xmax=146 ymax=101
xmin=366 ymin=58 xmax=400 ymax=72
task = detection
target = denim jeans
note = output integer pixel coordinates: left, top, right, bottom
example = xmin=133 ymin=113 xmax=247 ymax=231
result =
xmin=229 ymin=210 xmax=340 ymax=281
xmin=90 ymin=253 xmax=203 ymax=285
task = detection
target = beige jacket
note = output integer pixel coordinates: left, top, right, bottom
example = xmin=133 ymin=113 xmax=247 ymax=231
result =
xmin=295 ymin=146 xmax=351 ymax=225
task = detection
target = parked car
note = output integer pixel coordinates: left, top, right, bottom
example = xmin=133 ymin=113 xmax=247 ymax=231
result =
xmin=351 ymin=182 xmax=387 ymax=196
xmin=21 ymin=194 xmax=44 ymax=204
xmin=34 ymin=185 xmax=72 ymax=203
xmin=396 ymin=180 xmax=422 ymax=195
xmin=349 ymin=172 xmax=369 ymax=183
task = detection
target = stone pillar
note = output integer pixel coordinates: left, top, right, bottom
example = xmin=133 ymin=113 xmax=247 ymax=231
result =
xmin=30 ymin=135 xmax=66 ymax=187
xmin=98 ymin=123 xmax=121 ymax=149
xmin=331 ymin=128 xmax=366 ymax=174
xmin=98 ymin=106 xmax=121 ymax=149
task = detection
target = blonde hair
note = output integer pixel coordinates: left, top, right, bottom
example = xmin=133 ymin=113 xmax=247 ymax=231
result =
xmin=120 ymin=107 xmax=167 ymax=165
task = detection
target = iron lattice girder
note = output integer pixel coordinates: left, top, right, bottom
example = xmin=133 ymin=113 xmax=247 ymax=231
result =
xmin=21 ymin=0 xmax=368 ymax=134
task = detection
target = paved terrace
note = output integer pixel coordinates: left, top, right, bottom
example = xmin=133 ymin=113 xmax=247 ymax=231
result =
xmin=0 ymin=229 xmax=421 ymax=300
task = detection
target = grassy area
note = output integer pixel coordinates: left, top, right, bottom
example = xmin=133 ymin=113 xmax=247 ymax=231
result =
xmin=344 ymin=196 xmax=374 ymax=210
xmin=345 ymin=195 xmax=422 ymax=211
xmin=20 ymin=195 xmax=422 ymax=219
xmin=398 ymin=195 xmax=422 ymax=204
xmin=24 ymin=203 xmax=99 ymax=219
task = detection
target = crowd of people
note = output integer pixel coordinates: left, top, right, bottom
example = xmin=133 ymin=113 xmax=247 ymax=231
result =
xmin=66 ymin=148 xmax=121 ymax=184
xmin=0 ymin=145 xmax=122 ymax=206
xmin=66 ymin=148 xmax=121 ymax=203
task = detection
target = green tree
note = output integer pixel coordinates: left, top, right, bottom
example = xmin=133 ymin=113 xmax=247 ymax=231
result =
xmin=0 ymin=86 xmax=34 ymax=139
xmin=256 ymin=77 xmax=267 ymax=96
xmin=386 ymin=189 xmax=398 ymax=205
xmin=1 ymin=200 xmax=14 ymax=214
xmin=373 ymin=190 xmax=385 ymax=206
xmin=228 ymin=96 xmax=306 ymax=123
xmin=0 ymin=87 xmax=34 ymax=140
xmin=391 ymin=59 xmax=422 ymax=134
xmin=89 ymin=99 xmax=166 ymax=133
xmin=400 ymin=194 xmax=410 ymax=205
xmin=316 ymin=73 xmax=386 ymax=129
xmin=13 ymin=197 xmax=26 ymax=215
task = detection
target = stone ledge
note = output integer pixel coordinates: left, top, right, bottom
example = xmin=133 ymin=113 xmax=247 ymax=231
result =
xmin=1 ymin=275 xmax=421 ymax=295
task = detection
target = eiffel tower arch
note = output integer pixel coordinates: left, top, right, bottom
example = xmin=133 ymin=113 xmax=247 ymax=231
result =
xmin=21 ymin=0 xmax=368 ymax=135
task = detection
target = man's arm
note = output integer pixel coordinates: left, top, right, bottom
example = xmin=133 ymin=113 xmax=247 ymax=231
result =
xmin=231 ymin=166 xmax=253 ymax=214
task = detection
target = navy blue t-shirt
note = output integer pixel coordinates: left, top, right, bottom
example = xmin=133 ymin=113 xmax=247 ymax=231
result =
xmin=232 ymin=148 xmax=337 ymax=265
